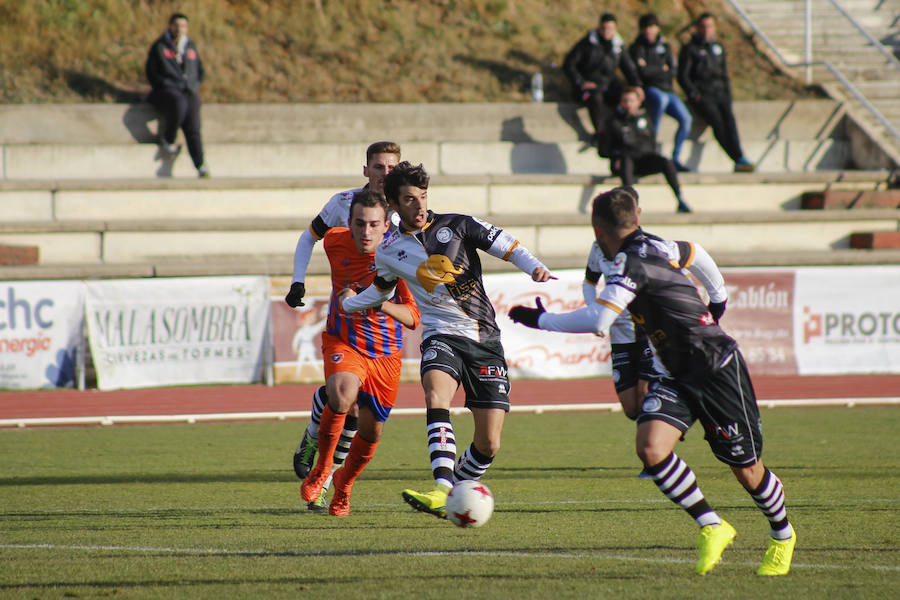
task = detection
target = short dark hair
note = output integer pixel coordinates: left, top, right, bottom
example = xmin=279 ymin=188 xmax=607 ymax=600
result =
xmin=383 ymin=161 xmax=429 ymax=203
xmin=591 ymin=186 xmax=638 ymax=234
xmin=697 ymin=12 xmax=715 ymax=24
xmin=599 ymin=13 xmax=617 ymax=24
xmin=638 ymin=13 xmax=659 ymax=29
xmin=169 ymin=13 xmax=188 ymax=24
xmin=621 ymin=86 xmax=643 ymax=98
xmin=366 ymin=141 xmax=401 ymax=164
xmin=349 ymin=189 xmax=388 ymax=223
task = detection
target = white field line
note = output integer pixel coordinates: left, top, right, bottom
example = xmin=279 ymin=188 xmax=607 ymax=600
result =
xmin=1 ymin=397 xmax=898 ymax=428
xmin=0 ymin=543 xmax=897 ymax=572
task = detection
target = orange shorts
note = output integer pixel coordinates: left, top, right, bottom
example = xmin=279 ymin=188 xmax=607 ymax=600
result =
xmin=321 ymin=332 xmax=402 ymax=413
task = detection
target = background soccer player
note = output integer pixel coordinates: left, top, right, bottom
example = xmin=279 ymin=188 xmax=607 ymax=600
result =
xmin=287 ymin=141 xmax=401 ymax=509
xmin=340 ymin=161 xmax=555 ymax=519
xmin=299 ymin=190 xmax=419 ymax=516
xmin=509 ymin=186 xmax=795 ymax=576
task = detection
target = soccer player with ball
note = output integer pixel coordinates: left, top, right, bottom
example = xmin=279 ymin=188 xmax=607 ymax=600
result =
xmin=341 ymin=161 xmax=555 ymax=519
xmin=509 ymin=186 xmax=796 ymax=576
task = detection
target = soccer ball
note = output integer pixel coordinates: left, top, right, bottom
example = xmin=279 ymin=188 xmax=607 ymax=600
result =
xmin=446 ymin=480 xmax=494 ymax=528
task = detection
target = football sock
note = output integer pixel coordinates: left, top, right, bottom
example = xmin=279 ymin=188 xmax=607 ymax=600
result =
xmin=426 ymin=408 xmax=456 ymax=490
xmin=750 ymin=468 xmax=792 ymax=539
xmin=305 ymin=385 xmax=328 ymax=439
xmin=336 ymin=436 xmax=379 ymax=489
xmin=312 ymin=405 xmax=347 ymax=475
xmin=454 ymin=443 xmax=493 ymax=482
xmin=646 ymin=452 xmax=721 ymax=528
xmin=333 ymin=414 xmax=358 ymax=467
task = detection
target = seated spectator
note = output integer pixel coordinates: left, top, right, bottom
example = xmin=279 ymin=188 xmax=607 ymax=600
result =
xmin=606 ymin=87 xmax=692 ymax=213
xmin=629 ymin=13 xmax=692 ymax=172
xmin=145 ymin=12 xmax=210 ymax=178
xmin=678 ymin=13 xmax=755 ymax=172
xmin=563 ymin=13 xmax=643 ymax=159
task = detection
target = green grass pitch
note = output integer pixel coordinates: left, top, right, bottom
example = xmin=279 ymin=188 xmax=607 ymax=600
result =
xmin=1 ymin=406 xmax=898 ymax=598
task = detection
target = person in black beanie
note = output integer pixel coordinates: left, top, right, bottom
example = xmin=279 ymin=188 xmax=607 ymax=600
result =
xmin=146 ymin=13 xmax=210 ymax=178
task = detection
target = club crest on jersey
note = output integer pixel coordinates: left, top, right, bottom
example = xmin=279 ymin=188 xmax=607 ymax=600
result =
xmin=422 ymin=348 xmax=438 ymax=362
xmin=611 ymin=252 xmax=627 ymax=275
xmin=435 ymin=227 xmax=453 ymax=243
xmin=330 ymin=353 xmax=344 ymax=364
xmin=416 ymin=254 xmax=464 ymax=292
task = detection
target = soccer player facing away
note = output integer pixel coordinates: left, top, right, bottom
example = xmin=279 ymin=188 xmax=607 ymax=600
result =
xmin=287 ymin=141 xmax=401 ymax=509
xmin=582 ymin=186 xmax=725 ymax=417
xmin=340 ymin=161 xmax=556 ymax=518
xmin=509 ymin=186 xmax=796 ymax=576
xmin=300 ymin=189 xmax=420 ymax=516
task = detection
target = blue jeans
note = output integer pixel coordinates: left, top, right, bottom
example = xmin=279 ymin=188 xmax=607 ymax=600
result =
xmin=644 ymin=87 xmax=692 ymax=163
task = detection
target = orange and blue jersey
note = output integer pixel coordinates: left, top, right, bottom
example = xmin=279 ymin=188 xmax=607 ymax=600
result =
xmin=323 ymin=228 xmax=419 ymax=359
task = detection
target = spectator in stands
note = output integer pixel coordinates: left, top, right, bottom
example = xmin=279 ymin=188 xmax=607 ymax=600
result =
xmin=606 ymin=87 xmax=692 ymax=213
xmin=678 ymin=13 xmax=755 ymax=172
xmin=564 ymin=13 xmax=643 ymax=159
xmin=146 ymin=13 xmax=210 ymax=178
xmin=629 ymin=13 xmax=692 ymax=172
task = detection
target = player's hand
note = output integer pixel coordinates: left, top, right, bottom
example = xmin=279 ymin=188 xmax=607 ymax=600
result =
xmin=708 ymin=300 xmax=726 ymax=324
xmin=508 ymin=297 xmax=547 ymax=329
xmin=285 ymin=282 xmax=305 ymax=307
xmin=531 ymin=267 xmax=557 ymax=283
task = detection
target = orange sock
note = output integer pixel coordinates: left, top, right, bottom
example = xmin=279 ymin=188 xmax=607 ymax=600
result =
xmin=314 ymin=405 xmax=347 ymax=475
xmin=336 ymin=436 xmax=379 ymax=489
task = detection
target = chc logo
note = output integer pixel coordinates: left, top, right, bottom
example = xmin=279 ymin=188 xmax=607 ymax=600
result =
xmin=0 ymin=288 xmax=54 ymax=330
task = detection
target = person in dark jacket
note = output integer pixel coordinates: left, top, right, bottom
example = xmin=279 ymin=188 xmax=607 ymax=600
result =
xmin=629 ymin=13 xmax=692 ymax=172
xmin=563 ymin=13 xmax=643 ymax=158
xmin=678 ymin=13 xmax=754 ymax=172
xmin=146 ymin=13 xmax=209 ymax=178
xmin=607 ymin=87 xmax=691 ymax=213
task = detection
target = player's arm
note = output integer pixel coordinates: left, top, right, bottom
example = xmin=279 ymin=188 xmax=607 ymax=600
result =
xmin=583 ymin=243 xmax=603 ymax=304
xmin=287 ymin=213 xmax=331 ymax=306
xmin=477 ymin=220 xmax=555 ymax=281
xmin=510 ymin=282 xmax=635 ymax=335
xmin=382 ymin=279 xmax=420 ymax=329
xmin=677 ymin=240 xmax=728 ymax=321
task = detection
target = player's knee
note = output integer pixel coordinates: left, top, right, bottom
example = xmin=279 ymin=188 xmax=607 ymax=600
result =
xmin=635 ymin=439 xmax=668 ymax=467
xmin=474 ymin=437 xmax=500 ymax=458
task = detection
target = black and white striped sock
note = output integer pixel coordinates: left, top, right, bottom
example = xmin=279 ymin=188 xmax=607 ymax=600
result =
xmin=750 ymin=468 xmax=792 ymax=539
xmin=332 ymin=414 xmax=357 ymax=467
xmin=646 ymin=453 xmax=721 ymax=528
xmin=454 ymin=443 xmax=494 ymax=482
xmin=304 ymin=385 xmax=328 ymax=439
xmin=426 ymin=409 xmax=456 ymax=490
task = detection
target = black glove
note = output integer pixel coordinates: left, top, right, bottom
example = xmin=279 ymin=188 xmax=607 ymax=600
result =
xmin=508 ymin=297 xmax=547 ymax=329
xmin=708 ymin=300 xmax=726 ymax=324
xmin=285 ymin=282 xmax=306 ymax=307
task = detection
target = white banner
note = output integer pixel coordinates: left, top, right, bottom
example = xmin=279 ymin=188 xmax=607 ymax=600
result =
xmin=486 ymin=269 xmax=611 ymax=379
xmin=793 ymin=266 xmax=900 ymax=374
xmin=0 ymin=281 xmax=84 ymax=389
xmin=84 ymin=277 xmax=271 ymax=390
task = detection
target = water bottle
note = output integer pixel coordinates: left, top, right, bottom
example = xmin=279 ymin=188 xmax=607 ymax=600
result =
xmin=531 ymin=72 xmax=544 ymax=103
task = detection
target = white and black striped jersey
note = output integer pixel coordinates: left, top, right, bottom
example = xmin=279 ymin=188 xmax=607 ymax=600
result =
xmin=343 ymin=211 xmax=546 ymax=344
xmin=542 ymin=229 xmax=731 ymax=382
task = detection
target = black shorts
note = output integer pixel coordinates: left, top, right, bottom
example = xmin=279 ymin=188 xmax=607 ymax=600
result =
xmin=610 ymin=331 xmax=658 ymax=393
xmin=636 ymin=350 xmax=763 ymax=467
xmin=420 ymin=334 xmax=511 ymax=412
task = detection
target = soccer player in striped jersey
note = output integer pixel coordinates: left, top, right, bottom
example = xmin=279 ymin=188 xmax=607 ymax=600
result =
xmin=287 ymin=142 xmax=401 ymax=509
xmin=299 ymin=189 xmax=419 ymax=516
xmin=510 ymin=186 xmax=795 ymax=576
xmin=341 ymin=162 xmax=556 ymax=519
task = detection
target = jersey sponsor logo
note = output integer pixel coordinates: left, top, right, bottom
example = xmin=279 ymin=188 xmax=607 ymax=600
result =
xmin=381 ymin=232 xmax=401 ymax=249
xmin=396 ymin=249 xmax=407 ymax=261
xmin=435 ymin=227 xmax=453 ymax=243
xmin=416 ymin=254 xmax=464 ymax=293
xmin=486 ymin=226 xmax=500 ymax=242
xmin=422 ymin=348 xmax=438 ymax=362
xmin=330 ymin=352 xmax=344 ymax=364
xmin=610 ymin=274 xmax=637 ymax=290
xmin=611 ymin=252 xmax=627 ymax=275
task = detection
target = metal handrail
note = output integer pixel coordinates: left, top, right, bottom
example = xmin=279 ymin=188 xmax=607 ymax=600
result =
xmin=828 ymin=0 xmax=900 ymax=71
xmin=723 ymin=0 xmax=900 ymax=142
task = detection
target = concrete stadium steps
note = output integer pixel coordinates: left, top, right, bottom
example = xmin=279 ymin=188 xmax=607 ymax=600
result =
xmin=0 ymin=100 xmax=875 ymax=179
xmin=1 ymin=205 xmax=897 ymax=266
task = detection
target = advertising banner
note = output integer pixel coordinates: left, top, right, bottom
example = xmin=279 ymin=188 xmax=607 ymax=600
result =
xmin=0 ymin=281 xmax=84 ymax=389
xmin=793 ymin=266 xmax=900 ymax=374
xmin=487 ymin=270 xmax=611 ymax=379
xmin=84 ymin=277 xmax=270 ymax=390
